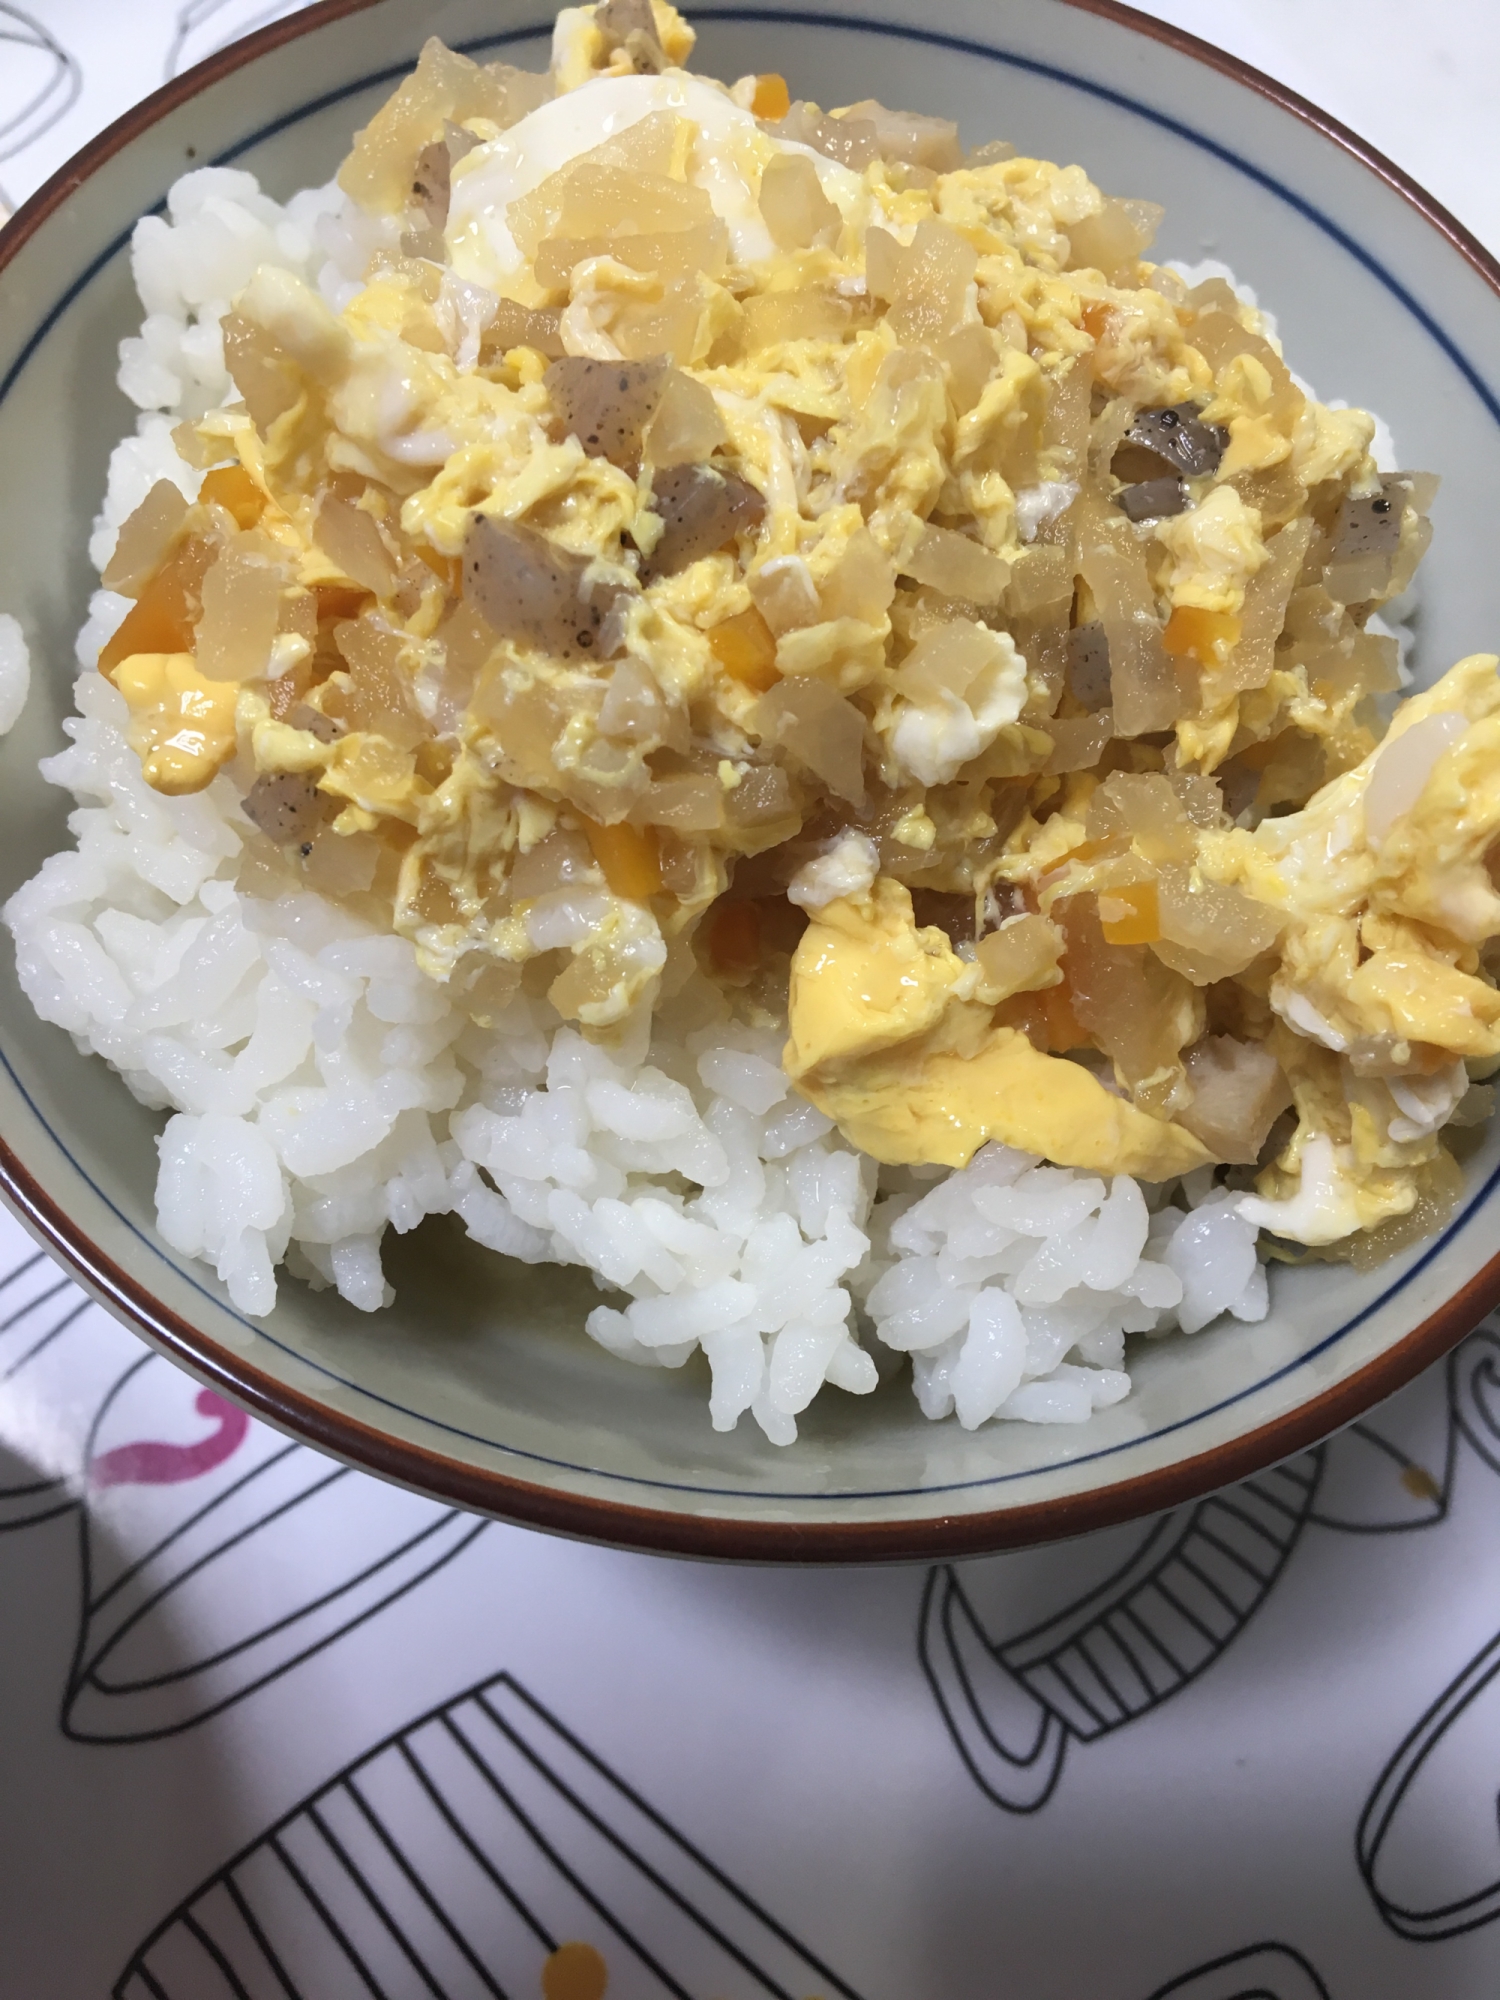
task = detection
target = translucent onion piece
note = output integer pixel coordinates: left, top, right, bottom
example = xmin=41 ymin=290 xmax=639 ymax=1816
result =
xmin=1078 ymin=518 xmax=1179 ymax=737
xmin=485 ymin=298 xmax=566 ymax=359
xmin=545 ymin=355 xmax=668 ymax=467
xmin=759 ymin=152 xmax=841 ymax=250
xmin=1043 ymin=360 xmax=1091 ymax=477
xmin=725 ymin=762 xmax=797 ymax=828
xmin=895 ymin=619 xmax=1006 ymax=704
xmin=101 ymin=480 xmax=188 ymax=597
xmin=222 ymin=312 xmax=301 ymax=434
xmin=820 ymin=529 xmax=897 ymax=623
xmin=1154 ymin=863 xmax=1284 ymax=977
xmin=749 ymin=555 xmax=821 ymax=635
xmin=1179 ymin=1035 xmax=1291 ymax=1164
xmin=331 ymin=618 xmax=427 ymax=751
xmin=534 ymin=220 xmax=728 ymax=288
xmin=304 ymin=827 xmax=380 ymax=897
xmin=1188 ymin=310 xmax=1302 ymax=427
xmin=510 ymin=145 xmax=713 ymax=259
xmin=870 ymin=219 xmax=977 ymax=346
xmin=464 ymin=515 xmax=621 ymax=660
xmin=314 ymin=494 xmax=397 ymax=596
xmin=631 ymin=773 xmax=725 ymax=830
xmin=340 ymin=37 xmax=551 ymax=213
xmin=766 ymin=102 xmax=877 ymax=171
xmin=1088 ymin=773 xmax=1196 ymax=862
xmin=976 ymin=913 xmax=1063 ymax=999
xmin=1006 ymin=545 xmax=1072 ymax=617
xmin=1058 ymin=894 xmax=1196 ymax=1091
xmin=938 ymin=325 xmax=995 ymax=418
xmin=241 ymin=772 xmax=328 ymax=848
xmin=1043 ymin=712 xmax=1113 ymax=774
xmin=196 ymin=539 xmax=284 ymax=683
xmin=900 ymin=525 xmax=1009 ymax=605
xmin=838 ymin=98 xmax=963 ymax=172
xmin=597 ymin=655 xmax=684 ymax=746
xmin=644 ymin=369 xmax=728 ymax=469
xmin=1209 ymin=516 xmax=1313 ymax=699
xmin=99 ymin=536 xmax=212 ymax=678
xmin=743 ymin=289 xmax=855 ymax=350
xmin=1065 ymin=197 xmax=1163 ymax=280
xmin=510 ymin=827 xmax=596 ymax=899
xmin=643 ymin=464 xmax=764 ymax=579
xmin=756 ymin=678 xmax=866 ymax=807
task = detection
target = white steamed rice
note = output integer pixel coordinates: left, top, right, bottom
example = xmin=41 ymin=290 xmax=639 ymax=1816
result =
xmin=2 ymin=166 xmax=1271 ymax=1445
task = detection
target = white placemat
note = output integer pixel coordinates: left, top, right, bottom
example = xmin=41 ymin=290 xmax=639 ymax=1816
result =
xmin=4 ymin=5 xmax=1500 ymax=1995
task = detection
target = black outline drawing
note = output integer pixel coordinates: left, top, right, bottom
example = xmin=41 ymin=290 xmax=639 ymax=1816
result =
xmin=1143 ymin=1941 xmax=1331 ymax=2000
xmin=922 ymin=1325 xmax=1479 ymax=1817
xmin=920 ymin=1455 xmax=1323 ymax=1813
xmin=0 ymin=1249 xmax=139 ymax=1533
xmin=1356 ymin=1325 xmax=1500 ymax=1940
xmin=115 ymin=1669 xmax=865 ymax=1999
xmin=167 ymin=0 xmax=309 ymax=79
xmin=0 ymin=3 xmax=82 ymax=213
xmin=64 ymin=1351 xmax=489 ymax=1743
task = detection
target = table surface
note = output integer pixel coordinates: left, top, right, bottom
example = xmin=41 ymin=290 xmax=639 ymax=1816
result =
xmin=4 ymin=4 xmax=1500 ymax=1996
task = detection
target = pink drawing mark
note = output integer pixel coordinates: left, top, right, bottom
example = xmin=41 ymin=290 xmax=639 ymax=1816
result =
xmin=90 ymin=1390 xmax=250 ymax=1489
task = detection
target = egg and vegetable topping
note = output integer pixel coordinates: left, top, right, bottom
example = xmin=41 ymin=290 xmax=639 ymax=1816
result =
xmin=95 ymin=0 xmax=1500 ymax=1261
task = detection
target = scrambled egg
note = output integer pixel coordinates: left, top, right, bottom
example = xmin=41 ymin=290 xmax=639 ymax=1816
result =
xmin=95 ymin=0 xmax=1491 ymax=1258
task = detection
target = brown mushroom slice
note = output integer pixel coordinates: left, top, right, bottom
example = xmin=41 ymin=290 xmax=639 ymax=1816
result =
xmin=1114 ymin=475 xmax=1189 ymax=523
xmin=1324 ymin=474 xmax=1430 ymax=604
xmin=642 ymin=464 xmax=765 ymax=579
xmin=463 ymin=515 xmax=623 ymax=660
xmin=1065 ymin=622 xmax=1112 ymax=711
xmin=1178 ymin=1035 xmax=1292 ymax=1164
xmin=544 ymin=355 xmax=669 ymax=468
xmin=1127 ymin=401 xmax=1229 ymax=478
xmin=242 ymin=773 xmax=329 ymax=849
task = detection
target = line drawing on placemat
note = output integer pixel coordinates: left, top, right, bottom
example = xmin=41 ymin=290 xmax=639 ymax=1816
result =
xmin=167 ymin=0 xmax=310 ymax=78
xmin=115 ymin=1669 xmax=865 ymax=2000
xmin=1142 ymin=1940 xmax=1331 ymax=2000
xmin=922 ymin=1324 xmax=1481 ymax=1817
xmin=0 ymin=1253 xmax=135 ymax=1533
xmin=64 ymin=1350 xmax=489 ymax=1742
xmin=0 ymin=3 xmax=81 ymax=213
xmin=1356 ymin=1324 xmax=1500 ymax=1942
xmin=920 ymin=1454 xmax=1322 ymax=1813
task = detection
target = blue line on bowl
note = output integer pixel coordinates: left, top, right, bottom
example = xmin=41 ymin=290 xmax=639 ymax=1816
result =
xmin=1 ymin=7 xmax=1496 ymax=1505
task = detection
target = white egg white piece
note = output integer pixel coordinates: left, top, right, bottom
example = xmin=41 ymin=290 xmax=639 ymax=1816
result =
xmin=446 ymin=70 xmax=865 ymax=289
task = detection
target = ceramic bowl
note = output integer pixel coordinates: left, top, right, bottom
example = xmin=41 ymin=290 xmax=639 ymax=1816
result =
xmin=3 ymin=0 xmax=1499 ymax=1561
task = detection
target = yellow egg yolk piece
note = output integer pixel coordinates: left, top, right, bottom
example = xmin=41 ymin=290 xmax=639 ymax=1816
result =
xmin=114 ymin=652 xmax=240 ymax=795
xmin=784 ymin=879 xmax=1211 ymax=1180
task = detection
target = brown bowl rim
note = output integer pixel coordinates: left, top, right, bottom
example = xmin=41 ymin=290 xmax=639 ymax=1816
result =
xmin=1 ymin=0 xmax=1497 ymax=1564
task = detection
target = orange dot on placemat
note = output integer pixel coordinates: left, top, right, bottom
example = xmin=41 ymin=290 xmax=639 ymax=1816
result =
xmin=541 ymin=1940 xmax=608 ymax=2000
